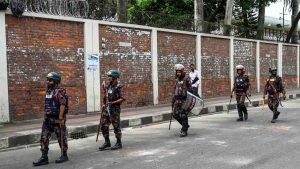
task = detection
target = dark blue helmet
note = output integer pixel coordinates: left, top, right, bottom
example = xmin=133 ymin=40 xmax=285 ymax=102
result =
xmin=46 ymin=72 xmax=61 ymax=84
xmin=269 ymin=67 xmax=277 ymax=73
xmin=107 ymin=70 xmax=120 ymax=79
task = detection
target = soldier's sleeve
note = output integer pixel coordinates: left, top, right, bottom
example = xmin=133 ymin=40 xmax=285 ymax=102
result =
xmin=118 ymin=85 xmax=126 ymax=101
xmin=246 ymin=75 xmax=250 ymax=90
xmin=186 ymin=77 xmax=192 ymax=92
xmin=102 ymin=87 xmax=107 ymax=104
xmin=232 ymin=77 xmax=236 ymax=92
xmin=56 ymin=89 xmax=67 ymax=105
xmin=171 ymin=97 xmax=175 ymax=109
xmin=264 ymin=79 xmax=268 ymax=95
xmin=278 ymin=77 xmax=286 ymax=94
xmin=172 ymin=81 xmax=176 ymax=103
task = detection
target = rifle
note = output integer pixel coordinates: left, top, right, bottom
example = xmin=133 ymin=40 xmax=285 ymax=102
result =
xmin=266 ymin=77 xmax=283 ymax=108
xmin=101 ymin=81 xmax=111 ymax=116
xmin=262 ymin=96 xmax=266 ymax=110
xmin=191 ymin=76 xmax=199 ymax=85
xmin=96 ymin=82 xmax=111 ymax=142
xmin=59 ymin=122 xmax=64 ymax=156
xmin=227 ymin=96 xmax=232 ymax=114
xmin=169 ymin=100 xmax=175 ymax=130
xmin=96 ymin=107 xmax=104 ymax=142
xmin=227 ymin=87 xmax=235 ymax=114
xmin=245 ymin=95 xmax=252 ymax=105
xmin=168 ymin=111 xmax=173 ymax=130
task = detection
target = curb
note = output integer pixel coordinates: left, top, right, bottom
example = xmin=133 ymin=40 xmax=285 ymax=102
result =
xmin=0 ymin=93 xmax=299 ymax=150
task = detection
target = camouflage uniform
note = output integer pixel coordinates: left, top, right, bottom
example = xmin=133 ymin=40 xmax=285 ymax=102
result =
xmin=40 ymin=87 xmax=68 ymax=155
xmin=264 ymin=75 xmax=285 ymax=122
xmin=33 ymin=72 xmax=69 ymax=167
xmin=101 ymin=83 xmax=125 ymax=140
xmin=98 ymin=80 xmax=126 ymax=151
xmin=172 ymin=75 xmax=192 ymax=136
xmin=233 ymin=74 xmax=250 ymax=121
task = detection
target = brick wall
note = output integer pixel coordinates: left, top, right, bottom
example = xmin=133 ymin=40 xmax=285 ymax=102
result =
xmin=282 ymin=45 xmax=297 ymax=89
xmin=99 ymin=25 xmax=153 ymax=107
xmin=157 ymin=32 xmax=196 ymax=104
xmin=201 ymin=37 xmax=230 ymax=98
xmin=6 ymin=15 xmax=86 ymax=121
xmin=233 ymin=40 xmax=257 ymax=93
xmin=259 ymin=43 xmax=278 ymax=91
xmin=4 ymin=14 xmax=300 ymax=121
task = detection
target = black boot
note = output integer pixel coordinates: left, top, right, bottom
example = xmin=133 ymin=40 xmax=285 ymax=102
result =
xmin=180 ymin=130 xmax=188 ymax=137
xmin=99 ymin=137 xmax=111 ymax=151
xmin=244 ymin=113 xmax=248 ymax=121
xmin=33 ymin=154 xmax=49 ymax=167
xmin=271 ymin=111 xmax=279 ymax=123
xmin=271 ymin=119 xmax=276 ymax=123
xmin=236 ymin=107 xmax=243 ymax=121
xmin=55 ymin=151 xmax=69 ymax=164
xmin=111 ymin=139 xmax=122 ymax=150
xmin=274 ymin=111 xmax=280 ymax=120
xmin=243 ymin=107 xmax=248 ymax=121
xmin=236 ymin=117 xmax=243 ymax=121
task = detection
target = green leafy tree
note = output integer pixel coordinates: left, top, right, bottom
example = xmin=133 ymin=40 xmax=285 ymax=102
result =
xmin=284 ymin=0 xmax=300 ymax=43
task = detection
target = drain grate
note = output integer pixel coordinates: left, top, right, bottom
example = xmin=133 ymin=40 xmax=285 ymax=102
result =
xmin=69 ymin=128 xmax=87 ymax=139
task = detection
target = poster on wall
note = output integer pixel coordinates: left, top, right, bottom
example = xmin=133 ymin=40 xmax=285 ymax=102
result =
xmin=87 ymin=54 xmax=99 ymax=72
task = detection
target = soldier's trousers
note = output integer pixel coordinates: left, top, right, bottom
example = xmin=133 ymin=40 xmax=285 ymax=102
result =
xmin=173 ymin=102 xmax=189 ymax=132
xmin=40 ymin=118 xmax=68 ymax=155
xmin=101 ymin=111 xmax=122 ymax=140
xmin=236 ymin=94 xmax=247 ymax=119
xmin=268 ymin=96 xmax=280 ymax=118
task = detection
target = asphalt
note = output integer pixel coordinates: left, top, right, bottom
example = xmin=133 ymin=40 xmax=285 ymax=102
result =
xmin=0 ymin=97 xmax=299 ymax=169
xmin=0 ymin=89 xmax=300 ymax=151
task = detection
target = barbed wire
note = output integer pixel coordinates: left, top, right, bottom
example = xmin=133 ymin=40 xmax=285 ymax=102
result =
xmin=7 ymin=0 xmax=89 ymax=18
xmin=5 ymin=0 xmax=300 ymax=44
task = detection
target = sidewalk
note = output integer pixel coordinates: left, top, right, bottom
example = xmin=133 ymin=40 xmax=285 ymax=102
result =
xmin=1 ymin=89 xmax=300 ymax=150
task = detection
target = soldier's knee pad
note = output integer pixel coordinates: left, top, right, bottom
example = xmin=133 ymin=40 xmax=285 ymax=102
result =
xmin=181 ymin=113 xmax=188 ymax=119
xmin=101 ymin=126 xmax=109 ymax=133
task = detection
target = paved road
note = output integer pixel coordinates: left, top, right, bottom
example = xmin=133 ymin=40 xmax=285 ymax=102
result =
xmin=1 ymin=99 xmax=300 ymax=169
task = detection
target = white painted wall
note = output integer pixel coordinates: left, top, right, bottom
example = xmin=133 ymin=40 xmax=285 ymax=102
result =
xmin=0 ymin=12 xmax=10 ymax=122
xmin=256 ymin=41 xmax=261 ymax=92
xmin=277 ymin=43 xmax=283 ymax=77
xmin=84 ymin=22 xmax=101 ymax=112
xmin=151 ymin=29 xmax=159 ymax=105
xmin=196 ymin=33 xmax=202 ymax=97
xmin=230 ymin=37 xmax=234 ymax=90
xmin=297 ymin=46 xmax=300 ymax=88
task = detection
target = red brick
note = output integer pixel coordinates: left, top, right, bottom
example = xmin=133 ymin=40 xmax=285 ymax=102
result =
xmin=6 ymin=15 xmax=86 ymax=121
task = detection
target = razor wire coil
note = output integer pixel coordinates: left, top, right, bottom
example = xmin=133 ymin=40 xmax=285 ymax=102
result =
xmin=8 ymin=0 xmax=89 ymax=18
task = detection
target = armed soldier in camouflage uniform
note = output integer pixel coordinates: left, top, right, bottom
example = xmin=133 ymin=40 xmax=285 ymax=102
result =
xmin=99 ymin=70 xmax=126 ymax=151
xmin=33 ymin=72 xmax=69 ymax=166
xmin=263 ymin=67 xmax=286 ymax=123
xmin=230 ymin=65 xmax=251 ymax=121
xmin=172 ymin=64 xmax=192 ymax=137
